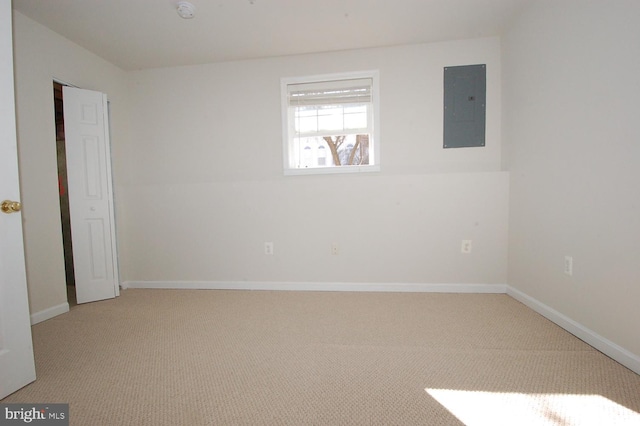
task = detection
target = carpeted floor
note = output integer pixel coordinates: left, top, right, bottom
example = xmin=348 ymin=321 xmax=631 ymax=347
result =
xmin=2 ymin=289 xmax=640 ymax=425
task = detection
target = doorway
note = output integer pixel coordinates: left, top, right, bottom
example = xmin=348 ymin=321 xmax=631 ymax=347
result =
xmin=53 ymin=81 xmax=77 ymax=307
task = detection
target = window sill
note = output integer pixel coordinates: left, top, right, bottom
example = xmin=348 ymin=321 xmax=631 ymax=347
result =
xmin=284 ymin=164 xmax=380 ymax=176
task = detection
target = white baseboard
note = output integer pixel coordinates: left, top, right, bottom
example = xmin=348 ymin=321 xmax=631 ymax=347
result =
xmin=507 ymin=286 xmax=640 ymax=375
xmin=122 ymin=280 xmax=508 ymax=294
xmin=30 ymin=302 xmax=69 ymax=325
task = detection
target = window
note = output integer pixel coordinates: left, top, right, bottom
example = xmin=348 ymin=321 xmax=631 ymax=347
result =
xmin=281 ymin=71 xmax=380 ymax=175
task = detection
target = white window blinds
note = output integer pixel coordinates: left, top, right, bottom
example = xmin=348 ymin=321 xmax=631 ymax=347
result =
xmin=287 ymin=78 xmax=372 ymax=107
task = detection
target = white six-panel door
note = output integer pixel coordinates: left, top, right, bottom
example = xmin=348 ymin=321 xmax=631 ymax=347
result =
xmin=0 ymin=0 xmax=36 ymax=399
xmin=63 ymin=86 xmax=119 ymax=304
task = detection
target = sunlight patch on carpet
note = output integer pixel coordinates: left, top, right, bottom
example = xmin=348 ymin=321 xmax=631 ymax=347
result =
xmin=425 ymin=388 xmax=640 ymax=425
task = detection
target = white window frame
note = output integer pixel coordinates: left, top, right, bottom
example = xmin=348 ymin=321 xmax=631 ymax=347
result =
xmin=281 ymin=70 xmax=380 ymax=176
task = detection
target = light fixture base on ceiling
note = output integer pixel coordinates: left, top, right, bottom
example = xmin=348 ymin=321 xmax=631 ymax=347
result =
xmin=176 ymin=1 xmax=195 ymax=19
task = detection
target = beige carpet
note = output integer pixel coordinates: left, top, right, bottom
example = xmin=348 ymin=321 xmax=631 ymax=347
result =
xmin=2 ymin=289 xmax=640 ymax=425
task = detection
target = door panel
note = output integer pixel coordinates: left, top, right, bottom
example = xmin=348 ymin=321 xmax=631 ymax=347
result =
xmin=87 ymin=219 xmax=108 ymax=279
xmin=0 ymin=0 xmax=36 ymax=398
xmin=63 ymin=86 xmax=119 ymax=304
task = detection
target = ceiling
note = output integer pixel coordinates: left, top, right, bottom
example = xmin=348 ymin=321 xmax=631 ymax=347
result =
xmin=12 ymin=0 xmax=532 ymax=71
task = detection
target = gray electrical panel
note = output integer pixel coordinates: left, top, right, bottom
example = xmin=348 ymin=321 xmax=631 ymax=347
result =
xmin=443 ymin=64 xmax=486 ymax=148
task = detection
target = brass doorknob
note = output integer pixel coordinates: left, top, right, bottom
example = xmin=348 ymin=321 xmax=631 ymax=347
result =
xmin=1 ymin=200 xmax=22 ymax=214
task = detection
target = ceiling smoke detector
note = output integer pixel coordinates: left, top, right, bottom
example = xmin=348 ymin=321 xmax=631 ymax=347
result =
xmin=176 ymin=1 xmax=195 ymax=19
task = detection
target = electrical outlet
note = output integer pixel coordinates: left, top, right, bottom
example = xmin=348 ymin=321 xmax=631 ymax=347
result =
xmin=564 ymin=256 xmax=573 ymax=276
xmin=264 ymin=242 xmax=274 ymax=255
xmin=331 ymin=243 xmax=339 ymax=255
xmin=461 ymin=240 xmax=472 ymax=254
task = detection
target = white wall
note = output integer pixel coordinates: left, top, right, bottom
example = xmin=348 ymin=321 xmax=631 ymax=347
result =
xmin=120 ymin=37 xmax=509 ymax=287
xmin=13 ymin=10 xmax=509 ymax=314
xmin=12 ymin=12 xmax=128 ymax=316
xmin=504 ymin=1 xmax=640 ymax=356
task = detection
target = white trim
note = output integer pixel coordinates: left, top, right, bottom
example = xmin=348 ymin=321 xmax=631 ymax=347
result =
xmin=281 ymin=70 xmax=380 ymax=91
xmin=52 ymin=78 xmax=78 ymax=88
xmin=281 ymin=69 xmax=381 ymax=175
xmin=507 ymin=286 xmax=640 ymax=375
xmin=30 ymin=302 xmax=69 ymax=325
xmin=123 ymin=280 xmax=507 ymax=294
xmin=283 ymin=164 xmax=381 ymax=176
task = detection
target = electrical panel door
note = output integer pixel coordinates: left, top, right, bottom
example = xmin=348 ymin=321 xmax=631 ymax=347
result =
xmin=443 ymin=64 xmax=486 ymax=148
